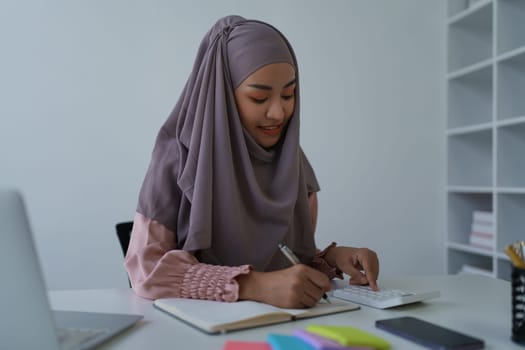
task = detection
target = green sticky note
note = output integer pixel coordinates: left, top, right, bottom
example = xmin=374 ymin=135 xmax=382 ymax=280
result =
xmin=306 ymin=325 xmax=390 ymax=350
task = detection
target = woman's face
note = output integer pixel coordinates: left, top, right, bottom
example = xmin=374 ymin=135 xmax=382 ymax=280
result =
xmin=234 ymin=62 xmax=296 ymax=149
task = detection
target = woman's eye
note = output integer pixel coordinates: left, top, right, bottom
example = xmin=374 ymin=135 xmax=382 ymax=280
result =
xmin=282 ymin=94 xmax=294 ymax=101
xmin=250 ymin=97 xmax=268 ymax=104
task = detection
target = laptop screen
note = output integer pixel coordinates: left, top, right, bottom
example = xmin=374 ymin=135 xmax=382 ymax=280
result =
xmin=0 ymin=188 xmax=62 ymax=349
xmin=0 ymin=189 xmax=143 ymax=350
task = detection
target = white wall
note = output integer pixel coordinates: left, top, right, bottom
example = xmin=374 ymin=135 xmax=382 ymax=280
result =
xmin=0 ymin=0 xmax=445 ymax=289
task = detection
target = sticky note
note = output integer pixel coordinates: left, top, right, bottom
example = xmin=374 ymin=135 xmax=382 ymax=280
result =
xmin=222 ymin=340 xmax=272 ymax=350
xmin=306 ymin=325 xmax=390 ymax=350
xmin=267 ymin=333 xmax=315 ymax=350
xmin=293 ymin=329 xmax=373 ymax=350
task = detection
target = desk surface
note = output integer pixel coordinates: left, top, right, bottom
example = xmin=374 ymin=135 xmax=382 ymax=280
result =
xmin=49 ymin=275 xmax=520 ymax=349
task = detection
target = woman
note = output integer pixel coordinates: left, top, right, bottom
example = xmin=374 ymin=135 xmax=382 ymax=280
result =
xmin=125 ymin=15 xmax=379 ymax=309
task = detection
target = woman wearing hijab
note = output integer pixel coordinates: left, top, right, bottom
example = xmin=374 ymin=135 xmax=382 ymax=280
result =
xmin=124 ymin=15 xmax=379 ymax=309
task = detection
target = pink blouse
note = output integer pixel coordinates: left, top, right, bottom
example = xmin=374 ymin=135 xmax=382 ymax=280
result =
xmin=124 ymin=212 xmax=341 ymax=301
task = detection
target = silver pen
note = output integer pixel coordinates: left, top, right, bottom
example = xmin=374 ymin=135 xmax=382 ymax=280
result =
xmin=278 ymin=243 xmax=331 ymax=304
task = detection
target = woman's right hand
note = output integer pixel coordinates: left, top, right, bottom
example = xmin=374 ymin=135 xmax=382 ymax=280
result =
xmin=237 ymin=264 xmax=331 ymax=308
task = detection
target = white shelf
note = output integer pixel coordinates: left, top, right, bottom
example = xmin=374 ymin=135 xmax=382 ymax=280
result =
xmin=447 ymin=65 xmax=492 ymax=128
xmin=447 ymin=186 xmax=492 ymax=193
xmin=447 ymin=130 xmax=492 ymax=187
xmin=497 ymin=123 xmax=525 ymax=187
xmin=497 ymin=0 xmax=525 ymax=54
xmin=446 ymin=0 xmax=523 ymax=281
xmin=447 ymin=1 xmax=493 ymax=72
xmin=497 ymin=194 xmax=525 ymax=249
xmin=497 ymin=50 xmax=525 ymax=121
xmin=496 ymin=115 xmax=525 ymax=127
xmin=447 ymin=122 xmax=492 ymax=135
xmin=447 ymin=242 xmax=494 ymax=256
xmin=497 ymin=45 xmax=525 ymax=63
xmin=447 ymin=247 xmax=493 ymax=275
xmin=497 ymin=187 xmax=525 ymax=194
xmin=448 ymin=0 xmax=493 ymax=24
xmin=447 ymin=57 xmax=492 ymax=79
xmin=496 ymin=251 xmax=509 ymax=260
xmin=447 ymin=192 xmax=492 ymax=244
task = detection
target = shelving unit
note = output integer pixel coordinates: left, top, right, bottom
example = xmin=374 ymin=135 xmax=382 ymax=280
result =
xmin=446 ymin=0 xmax=525 ymax=281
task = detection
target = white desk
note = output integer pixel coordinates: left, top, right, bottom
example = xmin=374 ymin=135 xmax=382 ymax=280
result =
xmin=49 ymin=275 xmax=522 ymax=349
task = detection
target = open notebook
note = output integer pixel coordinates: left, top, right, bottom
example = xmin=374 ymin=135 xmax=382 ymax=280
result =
xmin=154 ymin=297 xmax=359 ymax=334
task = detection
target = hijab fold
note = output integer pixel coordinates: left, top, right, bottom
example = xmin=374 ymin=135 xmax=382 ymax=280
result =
xmin=138 ymin=15 xmax=320 ymax=271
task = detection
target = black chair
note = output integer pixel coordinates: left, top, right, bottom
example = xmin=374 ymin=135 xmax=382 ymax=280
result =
xmin=115 ymin=221 xmax=133 ymax=287
xmin=115 ymin=221 xmax=133 ymax=256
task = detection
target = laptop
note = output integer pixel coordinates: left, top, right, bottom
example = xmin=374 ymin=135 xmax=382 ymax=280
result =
xmin=0 ymin=188 xmax=143 ymax=350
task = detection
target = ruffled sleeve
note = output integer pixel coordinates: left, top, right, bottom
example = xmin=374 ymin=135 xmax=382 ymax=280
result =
xmin=124 ymin=212 xmax=251 ymax=301
xmin=310 ymin=242 xmax=343 ymax=280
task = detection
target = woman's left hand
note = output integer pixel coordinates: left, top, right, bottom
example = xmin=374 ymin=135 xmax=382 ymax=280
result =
xmin=325 ymin=246 xmax=380 ymax=290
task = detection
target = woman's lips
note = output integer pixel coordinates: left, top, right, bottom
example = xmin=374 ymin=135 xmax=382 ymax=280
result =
xmin=258 ymin=123 xmax=283 ymax=136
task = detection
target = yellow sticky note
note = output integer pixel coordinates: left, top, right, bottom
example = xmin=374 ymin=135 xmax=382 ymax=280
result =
xmin=306 ymin=324 xmax=390 ymax=350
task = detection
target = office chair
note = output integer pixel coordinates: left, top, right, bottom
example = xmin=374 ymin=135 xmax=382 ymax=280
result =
xmin=115 ymin=221 xmax=133 ymax=256
xmin=115 ymin=221 xmax=133 ymax=287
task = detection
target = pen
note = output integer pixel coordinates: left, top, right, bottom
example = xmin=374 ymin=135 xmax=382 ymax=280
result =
xmin=278 ymin=243 xmax=331 ymax=304
xmin=505 ymin=245 xmax=525 ymax=269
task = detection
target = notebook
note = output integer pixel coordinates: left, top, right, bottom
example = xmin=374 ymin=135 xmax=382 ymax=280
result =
xmin=0 ymin=188 xmax=143 ymax=350
xmin=154 ymin=297 xmax=359 ymax=334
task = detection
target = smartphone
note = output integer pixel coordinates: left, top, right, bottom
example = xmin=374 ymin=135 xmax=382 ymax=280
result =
xmin=375 ymin=316 xmax=484 ymax=350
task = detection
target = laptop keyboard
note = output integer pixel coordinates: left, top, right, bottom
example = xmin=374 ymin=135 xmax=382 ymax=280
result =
xmin=332 ymin=285 xmax=440 ymax=309
xmin=57 ymin=327 xmax=108 ymax=350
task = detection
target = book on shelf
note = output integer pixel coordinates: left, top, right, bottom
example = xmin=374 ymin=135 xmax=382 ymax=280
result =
xmin=472 ymin=211 xmax=493 ymax=225
xmin=468 ymin=233 xmax=494 ymax=250
xmin=471 ymin=222 xmax=494 ymax=235
xmin=153 ymin=297 xmax=359 ymax=334
xmin=469 ymin=210 xmax=494 ymax=250
xmin=458 ymin=264 xmax=493 ymax=278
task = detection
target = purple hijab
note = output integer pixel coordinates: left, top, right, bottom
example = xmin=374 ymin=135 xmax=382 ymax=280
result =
xmin=137 ymin=15 xmax=320 ymax=271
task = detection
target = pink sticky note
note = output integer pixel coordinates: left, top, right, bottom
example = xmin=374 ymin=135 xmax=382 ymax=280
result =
xmin=222 ymin=340 xmax=272 ymax=350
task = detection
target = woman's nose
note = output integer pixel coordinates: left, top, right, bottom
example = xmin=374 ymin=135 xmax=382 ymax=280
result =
xmin=266 ymin=99 xmax=285 ymax=121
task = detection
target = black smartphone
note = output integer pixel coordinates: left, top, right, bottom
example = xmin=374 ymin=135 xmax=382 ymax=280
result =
xmin=375 ymin=316 xmax=484 ymax=350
